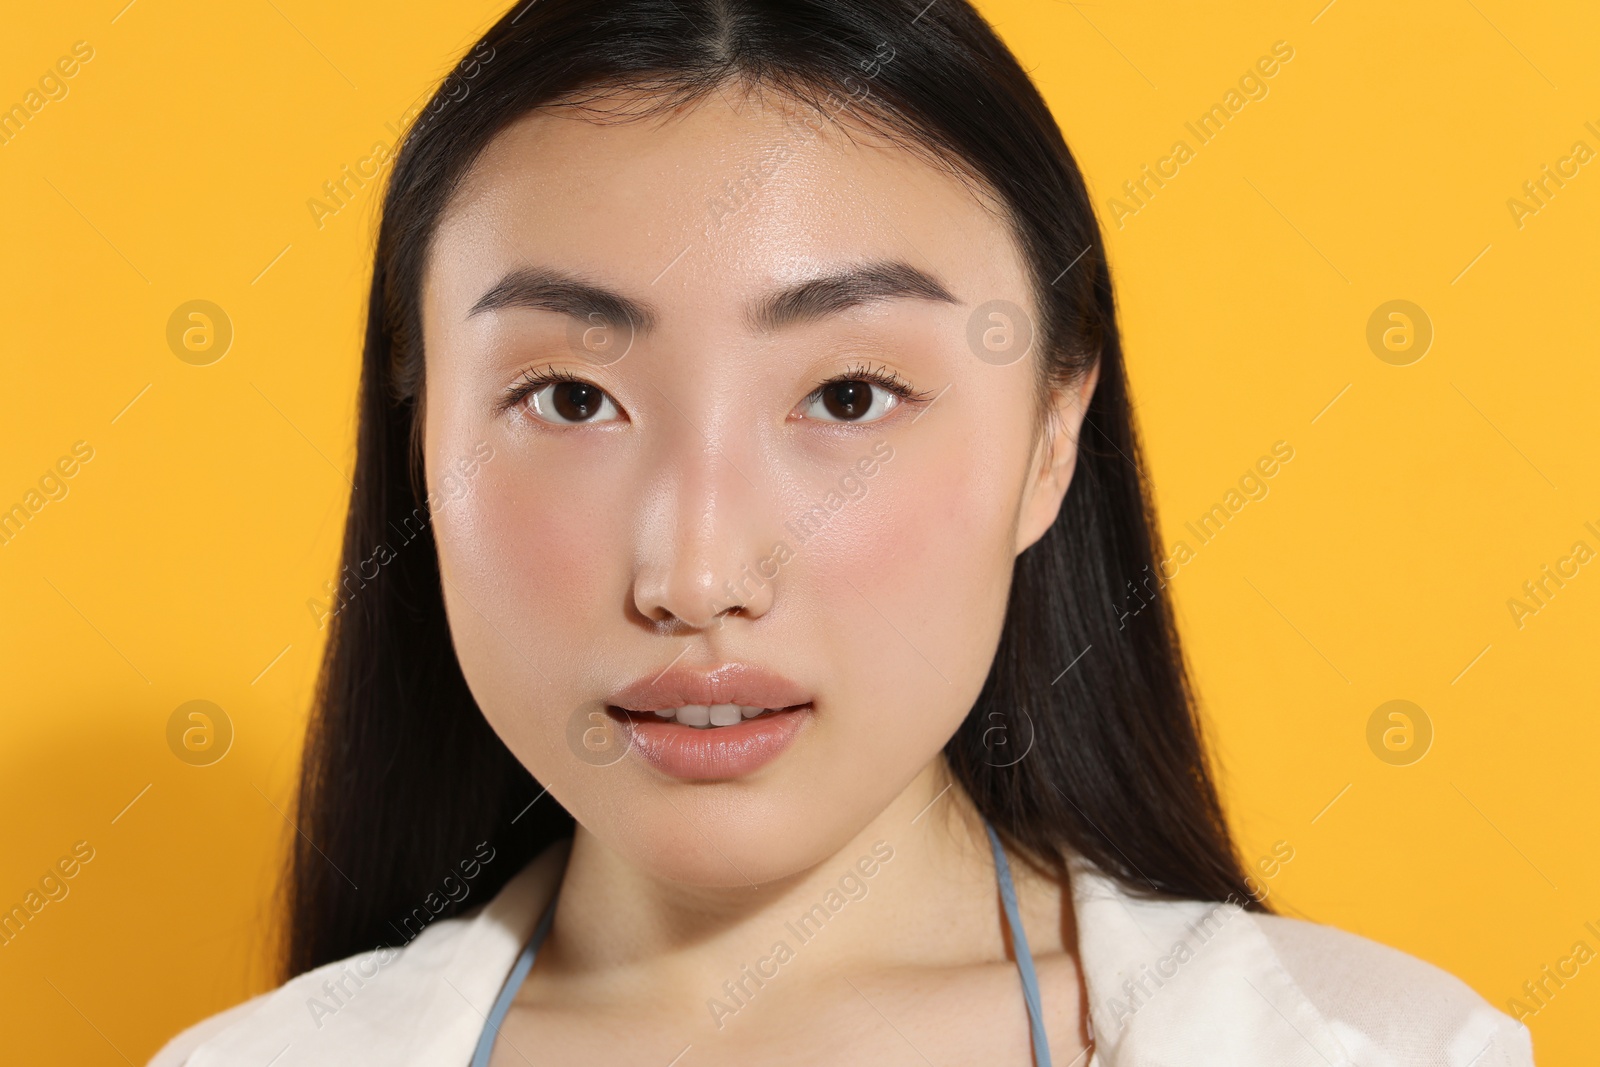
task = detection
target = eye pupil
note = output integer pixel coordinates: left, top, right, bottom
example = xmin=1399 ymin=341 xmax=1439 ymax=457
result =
xmin=553 ymin=382 xmax=602 ymax=421
xmin=822 ymin=381 xmax=871 ymax=421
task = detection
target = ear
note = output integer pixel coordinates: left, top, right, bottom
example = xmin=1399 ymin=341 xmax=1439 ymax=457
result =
xmin=1014 ymin=359 xmax=1101 ymax=555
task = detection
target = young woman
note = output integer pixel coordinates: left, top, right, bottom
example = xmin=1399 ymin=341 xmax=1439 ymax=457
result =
xmin=154 ymin=1 xmax=1533 ymax=1063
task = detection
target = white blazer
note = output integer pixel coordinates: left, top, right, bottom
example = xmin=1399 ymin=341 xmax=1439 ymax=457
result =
xmin=151 ymin=841 xmax=1534 ymax=1065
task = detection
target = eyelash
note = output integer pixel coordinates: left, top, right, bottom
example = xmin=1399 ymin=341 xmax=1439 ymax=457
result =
xmin=497 ymin=361 xmax=935 ymax=417
xmin=802 ymin=362 xmax=935 ymax=412
xmin=498 ymin=364 xmax=584 ymax=416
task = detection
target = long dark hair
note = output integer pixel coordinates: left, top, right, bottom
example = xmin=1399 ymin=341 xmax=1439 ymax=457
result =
xmin=286 ymin=0 xmax=1264 ymax=980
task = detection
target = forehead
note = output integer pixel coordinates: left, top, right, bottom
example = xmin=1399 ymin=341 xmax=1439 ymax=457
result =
xmin=424 ymin=86 xmax=1031 ymax=324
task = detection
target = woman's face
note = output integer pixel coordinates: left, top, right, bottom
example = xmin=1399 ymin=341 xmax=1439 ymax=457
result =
xmin=422 ymin=86 xmax=1092 ymax=886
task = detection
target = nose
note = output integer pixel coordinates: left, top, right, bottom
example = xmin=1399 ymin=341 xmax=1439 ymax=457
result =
xmin=630 ymin=437 xmax=778 ymax=631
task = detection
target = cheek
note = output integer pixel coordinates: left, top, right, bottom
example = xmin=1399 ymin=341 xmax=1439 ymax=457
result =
xmin=432 ymin=452 xmax=633 ymax=759
xmin=438 ymin=463 xmax=617 ymax=614
xmin=787 ymin=425 xmax=1022 ymax=752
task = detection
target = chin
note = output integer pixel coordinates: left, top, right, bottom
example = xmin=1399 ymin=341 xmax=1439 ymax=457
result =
xmin=570 ymin=778 xmax=867 ymax=888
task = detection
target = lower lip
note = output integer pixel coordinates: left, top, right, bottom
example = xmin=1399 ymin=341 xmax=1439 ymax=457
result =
xmin=614 ymin=705 xmax=811 ymax=780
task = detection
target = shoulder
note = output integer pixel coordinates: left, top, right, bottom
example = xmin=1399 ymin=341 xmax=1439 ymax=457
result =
xmin=1068 ymin=860 xmax=1536 ymax=1065
xmin=147 ymin=840 xmax=569 ymax=1066
xmin=1247 ymin=910 xmax=1535 ymax=1066
xmin=146 ymin=991 xmax=276 ymax=1067
xmin=147 ymin=918 xmax=477 ymax=1066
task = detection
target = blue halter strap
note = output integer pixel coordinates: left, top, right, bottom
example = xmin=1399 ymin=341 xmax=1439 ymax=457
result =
xmin=471 ymin=820 xmax=1053 ymax=1066
xmin=469 ymin=887 xmax=557 ymax=1067
xmin=986 ymin=818 xmax=1054 ymax=1066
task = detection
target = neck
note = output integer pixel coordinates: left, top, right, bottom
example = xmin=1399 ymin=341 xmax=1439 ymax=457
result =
xmin=533 ymin=759 xmax=1058 ymax=997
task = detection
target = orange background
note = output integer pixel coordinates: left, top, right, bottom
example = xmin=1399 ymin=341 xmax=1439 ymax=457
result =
xmin=1 ymin=1 xmax=1595 ymax=1062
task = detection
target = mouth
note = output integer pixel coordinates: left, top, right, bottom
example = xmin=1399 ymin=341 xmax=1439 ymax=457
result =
xmin=608 ymin=701 xmax=811 ymax=729
xmin=606 ymin=660 xmax=812 ymax=721
xmin=604 ymin=662 xmax=814 ymax=779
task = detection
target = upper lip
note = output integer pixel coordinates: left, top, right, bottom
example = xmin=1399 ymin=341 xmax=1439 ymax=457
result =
xmin=608 ymin=661 xmax=812 ymax=713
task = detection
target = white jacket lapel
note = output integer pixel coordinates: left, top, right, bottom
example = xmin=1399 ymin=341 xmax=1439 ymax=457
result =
xmin=1070 ymin=859 xmax=1355 ymax=1066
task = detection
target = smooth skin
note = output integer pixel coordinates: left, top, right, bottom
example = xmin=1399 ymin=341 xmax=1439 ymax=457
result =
xmin=422 ymin=81 xmax=1099 ymax=1065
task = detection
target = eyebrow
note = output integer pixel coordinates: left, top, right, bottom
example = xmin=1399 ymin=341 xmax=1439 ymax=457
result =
xmin=466 ymin=260 xmax=959 ymax=334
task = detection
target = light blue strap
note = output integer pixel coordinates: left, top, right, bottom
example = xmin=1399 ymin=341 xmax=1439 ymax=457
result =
xmin=474 ymin=831 xmax=1051 ymax=1066
xmin=986 ymin=819 xmax=1053 ymax=1067
xmin=469 ymin=891 xmax=559 ymax=1067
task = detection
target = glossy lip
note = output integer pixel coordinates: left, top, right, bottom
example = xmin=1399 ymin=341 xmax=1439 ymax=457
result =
xmin=618 ymin=707 xmax=812 ymax=780
xmin=607 ymin=661 xmax=814 ymax=780
xmin=607 ymin=661 xmax=812 ymax=714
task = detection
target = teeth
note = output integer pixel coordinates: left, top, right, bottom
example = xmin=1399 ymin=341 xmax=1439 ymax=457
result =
xmin=632 ymin=705 xmax=785 ymax=727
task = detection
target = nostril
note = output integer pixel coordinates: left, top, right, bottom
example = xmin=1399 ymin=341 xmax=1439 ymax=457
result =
xmin=646 ymin=608 xmax=689 ymax=631
xmin=640 ymin=604 xmax=742 ymax=637
xmin=631 ymin=545 xmax=777 ymax=628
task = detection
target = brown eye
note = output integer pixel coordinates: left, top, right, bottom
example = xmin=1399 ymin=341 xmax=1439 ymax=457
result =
xmin=553 ymin=382 xmax=602 ymax=420
xmin=801 ymin=380 xmax=900 ymax=423
xmin=526 ymin=380 xmax=622 ymax=424
xmin=823 ymin=382 xmax=869 ymax=420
